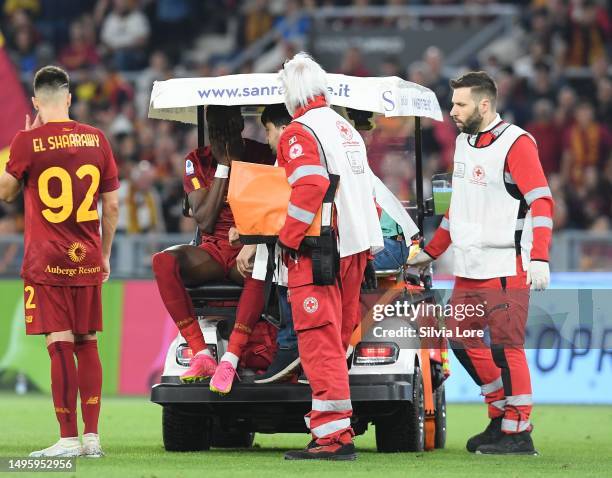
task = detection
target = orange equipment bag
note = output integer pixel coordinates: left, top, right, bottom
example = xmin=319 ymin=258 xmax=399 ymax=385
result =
xmin=228 ymin=159 xmax=340 ymax=287
xmin=228 ymin=160 xmax=337 ymax=246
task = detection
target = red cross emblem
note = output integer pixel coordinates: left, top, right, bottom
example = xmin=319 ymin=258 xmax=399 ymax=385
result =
xmin=472 ymin=165 xmax=485 ymax=181
xmin=303 ymin=296 xmax=319 ymax=314
xmin=336 ymin=120 xmax=353 ymax=141
xmin=289 ymin=143 xmax=303 ymax=159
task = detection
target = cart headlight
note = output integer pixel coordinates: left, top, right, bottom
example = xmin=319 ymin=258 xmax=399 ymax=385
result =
xmin=176 ymin=343 xmax=217 ymax=367
xmin=354 ymin=342 xmax=399 ymax=365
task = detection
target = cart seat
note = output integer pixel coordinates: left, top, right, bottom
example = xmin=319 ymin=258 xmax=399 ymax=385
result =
xmin=376 ymin=267 xmax=422 ymax=286
xmin=187 ymin=282 xmax=243 ymax=302
xmin=376 ymin=268 xmax=402 ymax=278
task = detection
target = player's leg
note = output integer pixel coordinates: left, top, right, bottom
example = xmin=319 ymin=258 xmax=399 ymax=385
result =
xmin=74 ymin=331 xmax=103 ymax=458
xmin=210 ymin=268 xmax=265 ymax=394
xmin=25 ymin=283 xmax=80 ymax=456
xmin=29 ymin=329 xmax=81 ymax=457
xmin=152 ymin=245 xmax=224 ymax=352
xmin=254 ymin=285 xmax=301 ymax=384
xmin=152 ymin=244 xmax=221 ymax=382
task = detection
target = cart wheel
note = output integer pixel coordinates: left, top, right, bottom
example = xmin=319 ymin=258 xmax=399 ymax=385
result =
xmin=375 ymin=365 xmax=425 ymax=452
xmin=434 ymin=384 xmax=447 ymax=449
xmin=162 ymin=406 xmax=211 ymax=452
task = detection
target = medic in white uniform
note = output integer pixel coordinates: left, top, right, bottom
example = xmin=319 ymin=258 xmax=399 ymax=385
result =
xmin=278 ymin=53 xmax=383 ymax=461
xmin=409 ymin=71 xmax=554 ymax=456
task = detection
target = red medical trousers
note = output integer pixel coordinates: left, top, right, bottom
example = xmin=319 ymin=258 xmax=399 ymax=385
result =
xmin=449 ymin=256 xmax=533 ymax=434
xmin=287 ymin=252 xmax=355 ymax=445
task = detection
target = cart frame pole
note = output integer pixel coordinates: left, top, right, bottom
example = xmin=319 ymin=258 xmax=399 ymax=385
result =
xmin=197 ymin=105 xmax=205 ymax=148
xmin=414 ymin=116 xmax=424 ymax=237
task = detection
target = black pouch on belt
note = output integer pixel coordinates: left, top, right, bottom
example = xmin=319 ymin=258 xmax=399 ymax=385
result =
xmin=311 ymin=233 xmax=339 ymax=285
xmin=302 ymin=174 xmax=340 ymax=286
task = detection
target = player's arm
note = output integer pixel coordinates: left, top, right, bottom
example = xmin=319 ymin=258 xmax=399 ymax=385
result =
xmin=98 ymin=131 xmax=120 ymax=282
xmin=187 ymin=138 xmax=235 ymax=234
xmin=277 ymin=128 xmax=330 ymax=251
xmin=101 ymin=189 xmax=119 ymax=258
xmin=100 ymin=188 xmax=119 ymax=282
xmin=0 ymin=172 xmax=21 ymax=202
xmin=188 ymin=176 xmax=229 ymax=234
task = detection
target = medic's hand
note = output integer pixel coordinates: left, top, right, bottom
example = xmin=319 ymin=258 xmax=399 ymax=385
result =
xmin=526 ymin=260 xmax=549 ymax=290
xmin=406 ymin=251 xmax=434 ymax=273
xmin=228 ymin=226 xmax=241 ymax=247
xmin=236 ymin=244 xmax=257 ymax=278
xmin=362 ymin=259 xmax=378 ymax=291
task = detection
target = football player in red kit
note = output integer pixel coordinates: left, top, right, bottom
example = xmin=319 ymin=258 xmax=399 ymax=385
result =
xmin=151 ymin=106 xmax=274 ymax=394
xmin=0 ymin=66 xmax=119 ymax=457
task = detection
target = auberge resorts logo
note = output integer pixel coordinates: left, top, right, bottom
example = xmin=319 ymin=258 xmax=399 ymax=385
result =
xmin=45 ymin=264 xmax=101 ymax=277
xmin=67 ymin=242 xmax=87 ymax=263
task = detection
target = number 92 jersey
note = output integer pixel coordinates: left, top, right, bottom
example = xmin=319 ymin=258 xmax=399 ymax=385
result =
xmin=6 ymin=121 xmax=119 ymax=286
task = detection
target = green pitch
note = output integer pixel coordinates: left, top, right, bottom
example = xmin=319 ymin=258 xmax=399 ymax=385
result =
xmin=0 ymin=394 xmax=611 ymax=478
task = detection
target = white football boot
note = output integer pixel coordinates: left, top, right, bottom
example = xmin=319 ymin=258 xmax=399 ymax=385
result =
xmin=29 ymin=437 xmax=82 ymax=457
xmin=81 ymin=433 xmax=104 ymax=458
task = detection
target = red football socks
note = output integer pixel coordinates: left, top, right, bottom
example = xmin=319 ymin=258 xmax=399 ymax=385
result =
xmin=152 ymin=252 xmax=207 ymax=354
xmin=75 ymin=340 xmax=102 ymax=435
xmin=47 ymin=341 xmax=78 ymax=438
xmin=227 ymin=276 xmax=265 ymax=357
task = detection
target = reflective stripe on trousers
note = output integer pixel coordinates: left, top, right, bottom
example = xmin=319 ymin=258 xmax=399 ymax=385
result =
xmin=481 ymin=376 xmax=503 ymax=395
xmin=502 ymin=418 xmax=531 ymax=433
xmin=312 ymin=399 xmax=352 ymax=412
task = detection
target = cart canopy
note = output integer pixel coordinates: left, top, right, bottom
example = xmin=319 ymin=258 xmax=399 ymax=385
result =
xmin=149 ymin=73 xmax=443 ymax=124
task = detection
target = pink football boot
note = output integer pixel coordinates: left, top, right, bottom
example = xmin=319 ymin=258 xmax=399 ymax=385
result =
xmin=180 ymin=352 xmax=217 ymax=383
xmin=209 ymin=361 xmax=239 ymax=395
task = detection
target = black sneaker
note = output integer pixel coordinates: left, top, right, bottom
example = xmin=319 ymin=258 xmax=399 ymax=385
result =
xmin=297 ymin=372 xmax=309 ymax=385
xmin=284 ymin=441 xmax=357 ymax=461
xmin=466 ymin=417 xmax=503 ymax=453
xmin=253 ymin=348 xmax=300 ymax=384
xmin=476 ymin=430 xmax=538 ymax=455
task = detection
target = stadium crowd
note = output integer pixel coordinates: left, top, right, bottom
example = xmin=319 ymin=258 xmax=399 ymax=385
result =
xmin=0 ymin=0 xmax=610 ymax=262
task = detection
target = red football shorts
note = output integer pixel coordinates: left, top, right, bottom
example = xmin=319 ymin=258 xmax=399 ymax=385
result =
xmin=199 ymin=238 xmax=241 ymax=277
xmin=23 ymin=282 xmax=102 ymax=335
